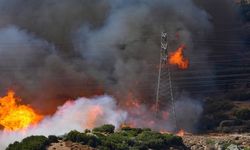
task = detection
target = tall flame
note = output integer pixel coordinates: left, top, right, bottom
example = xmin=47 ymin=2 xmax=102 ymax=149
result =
xmin=0 ymin=90 xmax=43 ymax=131
xmin=168 ymin=44 xmax=189 ymax=69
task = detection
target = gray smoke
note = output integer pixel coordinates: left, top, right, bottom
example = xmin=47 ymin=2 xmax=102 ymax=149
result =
xmin=0 ymin=25 xmax=100 ymax=114
xmin=174 ymin=95 xmax=203 ymax=132
xmin=74 ymin=0 xmax=212 ymax=101
xmin=0 ymin=0 xmax=242 ymax=130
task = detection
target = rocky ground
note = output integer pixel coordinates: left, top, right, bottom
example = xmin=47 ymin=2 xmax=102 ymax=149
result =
xmin=48 ymin=140 xmax=96 ymax=150
xmin=183 ymin=133 xmax=250 ymax=150
xmin=47 ymin=134 xmax=250 ymax=150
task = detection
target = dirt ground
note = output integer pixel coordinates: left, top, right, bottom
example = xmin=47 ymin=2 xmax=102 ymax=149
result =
xmin=182 ymin=133 xmax=250 ymax=150
xmin=47 ymin=134 xmax=250 ymax=150
xmin=47 ymin=140 xmax=95 ymax=150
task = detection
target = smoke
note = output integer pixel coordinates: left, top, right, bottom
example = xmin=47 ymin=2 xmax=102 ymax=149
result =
xmin=73 ymin=0 xmax=212 ymax=131
xmin=74 ymin=0 xmax=212 ymax=101
xmin=0 ymin=0 xmax=110 ymax=54
xmin=0 ymin=0 xmax=213 ymax=106
xmin=0 ymin=25 xmax=105 ymax=114
xmin=0 ymin=0 xmax=244 ymax=134
xmin=174 ymin=95 xmax=203 ymax=132
xmin=0 ymin=95 xmax=127 ymax=149
xmin=120 ymin=94 xmax=203 ymax=132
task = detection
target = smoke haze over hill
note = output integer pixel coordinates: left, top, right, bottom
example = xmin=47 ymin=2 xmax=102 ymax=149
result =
xmin=0 ymin=0 xmax=247 ymax=134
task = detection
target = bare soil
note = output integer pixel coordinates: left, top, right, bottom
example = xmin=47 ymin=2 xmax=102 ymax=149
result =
xmin=47 ymin=140 xmax=96 ymax=150
xmin=183 ymin=133 xmax=250 ymax=150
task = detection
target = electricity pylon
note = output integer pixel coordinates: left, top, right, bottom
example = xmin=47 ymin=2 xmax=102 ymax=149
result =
xmin=155 ymin=32 xmax=177 ymax=130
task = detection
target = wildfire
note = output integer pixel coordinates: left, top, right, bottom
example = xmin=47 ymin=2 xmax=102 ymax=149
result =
xmin=176 ymin=129 xmax=185 ymax=137
xmin=160 ymin=129 xmax=186 ymax=137
xmin=0 ymin=90 xmax=43 ymax=131
xmin=86 ymin=106 xmax=103 ymax=129
xmin=124 ymin=93 xmax=141 ymax=110
xmin=168 ymin=44 xmax=189 ymax=69
xmin=160 ymin=130 xmax=171 ymax=134
xmin=120 ymin=122 xmax=136 ymax=129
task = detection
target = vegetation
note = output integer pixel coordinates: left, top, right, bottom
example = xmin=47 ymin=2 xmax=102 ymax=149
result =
xmin=244 ymin=148 xmax=250 ymax=150
xmin=65 ymin=130 xmax=101 ymax=147
xmin=6 ymin=125 xmax=185 ymax=150
xmin=92 ymin=124 xmax=115 ymax=134
xmin=6 ymin=135 xmax=50 ymax=150
xmin=235 ymin=109 xmax=250 ymax=120
xmin=200 ymin=99 xmax=235 ymax=130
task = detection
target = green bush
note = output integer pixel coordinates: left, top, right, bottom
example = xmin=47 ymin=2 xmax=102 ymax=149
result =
xmin=121 ymin=127 xmax=144 ymax=137
xmin=65 ymin=130 xmax=101 ymax=147
xmin=92 ymin=124 xmax=115 ymax=134
xmin=47 ymin=135 xmax=58 ymax=144
xmin=6 ymin=136 xmax=49 ymax=150
xmin=6 ymin=125 xmax=186 ymax=150
xmin=99 ymin=133 xmax=130 ymax=150
xmin=65 ymin=130 xmax=87 ymax=143
xmin=163 ymin=134 xmax=183 ymax=145
xmin=235 ymin=109 xmax=250 ymax=120
xmin=136 ymin=131 xmax=166 ymax=149
xmin=84 ymin=129 xmax=91 ymax=133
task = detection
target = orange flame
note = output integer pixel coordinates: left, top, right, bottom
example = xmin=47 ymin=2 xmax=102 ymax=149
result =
xmin=176 ymin=129 xmax=185 ymax=137
xmin=168 ymin=45 xmax=189 ymax=69
xmin=160 ymin=129 xmax=171 ymax=134
xmin=125 ymin=93 xmax=141 ymax=109
xmin=0 ymin=90 xmax=43 ymax=131
xmin=120 ymin=122 xmax=136 ymax=129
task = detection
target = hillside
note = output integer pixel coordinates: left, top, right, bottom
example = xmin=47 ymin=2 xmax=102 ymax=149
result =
xmin=6 ymin=125 xmax=187 ymax=150
xmin=5 ymin=124 xmax=250 ymax=150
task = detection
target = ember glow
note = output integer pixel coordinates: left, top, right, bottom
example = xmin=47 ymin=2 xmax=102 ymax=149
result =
xmin=176 ymin=129 xmax=185 ymax=137
xmin=168 ymin=45 xmax=189 ymax=69
xmin=0 ymin=91 xmax=43 ymax=131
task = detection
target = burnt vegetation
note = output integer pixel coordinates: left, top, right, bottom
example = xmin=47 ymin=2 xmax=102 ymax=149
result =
xmin=6 ymin=124 xmax=186 ymax=150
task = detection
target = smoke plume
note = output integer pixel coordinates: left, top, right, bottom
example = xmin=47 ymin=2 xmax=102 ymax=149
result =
xmin=0 ymin=0 xmax=244 ymax=136
xmin=0 ymin=95 xmax=127 ymax=149
xmin=0 ymin=0 xmax=213 ymax=108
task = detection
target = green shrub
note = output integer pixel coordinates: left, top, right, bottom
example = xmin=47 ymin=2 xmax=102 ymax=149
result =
xmin=65 ymin=130 xmax=86 ymax=143
xmin=163 ymin=134 xmax=183 ymax=145
xmin=93 ymin=124 xmax=115 ymax=134
xmin=65 ymin=130 xmax=101 ymax=147
xmin=6 ymin=136 xmax=49 ymax=150
xmin=135 ymin=131 xmax=183 ymax=149
xmin=86 ymin=134 xmax=101 ymax=147
xmin=47 ymin=135 xmax=58 ymax=144
xmin=136 ymin=131 xmax=165 ymax=149
xmin=99 ymin=132 xmax=131 ymax=150
xmin=6 ymin=125 xmax=186 ymax=150
xmin=121 ymin=127 xmax=144 ymax=137
xmin=84 ymin=129 xmax=91 ymax=133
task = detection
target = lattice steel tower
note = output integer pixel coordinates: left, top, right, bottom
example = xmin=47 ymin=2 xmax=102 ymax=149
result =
xmin=155 ymin=32 xmax=177 ymax=129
